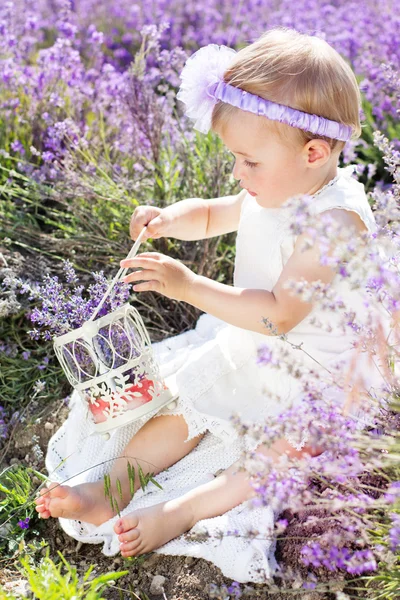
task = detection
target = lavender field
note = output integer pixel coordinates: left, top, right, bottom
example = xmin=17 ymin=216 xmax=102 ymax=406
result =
xmin=0 ymin=0 xmax=399 ymax=598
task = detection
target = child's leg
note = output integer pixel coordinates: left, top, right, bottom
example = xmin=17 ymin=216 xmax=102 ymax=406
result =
xmin=35 ymin=414 xmax=203 ymax=526
xmin=114 ymin=456 xmax=253 ymax=557
xmin=114 ymin=438 xmax=317 ymax=557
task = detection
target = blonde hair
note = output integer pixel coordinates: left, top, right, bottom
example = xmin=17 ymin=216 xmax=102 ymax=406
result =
xmin=211 ymin=27 xmax=362 ymax=154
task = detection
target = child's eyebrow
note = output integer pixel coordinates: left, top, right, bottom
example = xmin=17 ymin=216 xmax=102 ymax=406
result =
xmin=232 ymin=150 xmax=254 ymax=158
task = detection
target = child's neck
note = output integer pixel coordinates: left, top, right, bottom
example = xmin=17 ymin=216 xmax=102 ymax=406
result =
xmin=307 ymin=163 xmax=338 ymax=197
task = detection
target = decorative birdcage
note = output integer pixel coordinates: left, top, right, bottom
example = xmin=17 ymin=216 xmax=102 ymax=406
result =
xmin=53 ymin=229 xmax=177 ymax=434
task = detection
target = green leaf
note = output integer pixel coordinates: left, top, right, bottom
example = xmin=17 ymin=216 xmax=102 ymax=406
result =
xmin=116 ymin=478 xmax=123 ymax=502
xmin=148 ymin=475 xmax=163 ymax=491
xmin=127 ymin=462 xmax=135 ymax=496
xmin=138 ymin=464 xmax=146 ymax=491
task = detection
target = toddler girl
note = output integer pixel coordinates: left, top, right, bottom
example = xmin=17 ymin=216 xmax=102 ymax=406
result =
xmin=36 ymin=27 xmax=383 ymax=582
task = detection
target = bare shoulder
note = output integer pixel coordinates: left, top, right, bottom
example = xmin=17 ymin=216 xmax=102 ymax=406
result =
xmin=323 ymin=208 xmax=368 ymax=233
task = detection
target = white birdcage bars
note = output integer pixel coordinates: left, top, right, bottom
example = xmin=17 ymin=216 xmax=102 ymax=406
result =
xmin=52 ymin=228 xmax=177 ymax=434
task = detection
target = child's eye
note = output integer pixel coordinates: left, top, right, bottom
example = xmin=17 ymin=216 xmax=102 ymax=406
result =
xmin=244 ymin=160 xmax=258 ymax=169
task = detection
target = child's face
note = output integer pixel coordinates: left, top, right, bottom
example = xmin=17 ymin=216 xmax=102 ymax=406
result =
xmin=218 ymin=111 xmax=312 ymax=209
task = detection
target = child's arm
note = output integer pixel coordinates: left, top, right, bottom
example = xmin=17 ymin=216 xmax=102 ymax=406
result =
xmin=123 ymin=209 xmax=364 ymax=335
xmin=184 ymin=209 xmax=364 ymax=334
xmin=130 ymin=189 xmax=246 ymax=242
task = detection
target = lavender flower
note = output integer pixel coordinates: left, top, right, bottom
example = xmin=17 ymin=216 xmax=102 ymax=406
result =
xmin=301 ymin=542 xmax=377 ymax=575
xmin=0 ymin=407 xmax=8 ymax=439
xmin=17 ymin=517 xmax=30 ymax=530
xmin=388 ymin=513 xmax=400 ymax=552
xmin=209 ymin=582 xmax=242 ymax=599
xmin=37 ymin=356 xmax=49 ymax=370
xmin=384 ymin=482 xmax=400 ymax=504
xmin=7 ymin=261 xmax=130 ymax=339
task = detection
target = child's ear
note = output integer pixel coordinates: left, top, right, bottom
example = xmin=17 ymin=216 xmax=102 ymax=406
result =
xmin=303 ymin=139 xmax=331 ymax=167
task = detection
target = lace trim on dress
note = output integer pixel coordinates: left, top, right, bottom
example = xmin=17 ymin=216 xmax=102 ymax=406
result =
xmin=311 ymin=165 xmax=356 ymax=199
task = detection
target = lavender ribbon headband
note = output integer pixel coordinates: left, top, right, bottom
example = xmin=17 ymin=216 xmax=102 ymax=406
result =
xmin=177 ymin=44 xmax=353 ymax=142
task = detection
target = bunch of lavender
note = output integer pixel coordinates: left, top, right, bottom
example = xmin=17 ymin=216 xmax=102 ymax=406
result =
xmin=4 ymin=261 xmax=144 ymax=388
xmin=5 ymin=260 xmax=130 ymax=341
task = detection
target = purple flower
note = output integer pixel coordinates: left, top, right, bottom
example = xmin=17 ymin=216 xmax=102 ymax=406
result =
xmin=41 ymin=151 xmax=55 ymax=162
xmin=37 ymin=356 xmax=49 ymax=370
xmin=10 ymin=140 xmax=25 ymax=154
xmin=257 ymin=344 xmax=277 ymax=366
xmin=384 ymin=482 xmax=400 ymax=504
xmin=17 ymin=517 xmax=30 ymax=530
xmin=303 ymin=581 xmax=317 ymax=590
xmin=388 ymin=513 xmax=400 ymax=552
xmin=301 ymin=542 xmax=377 ymax=574
xmin=0 ymin=406 xmax=8 ymax=439
xmin=9 ymin=261 xmax=130 ymax=339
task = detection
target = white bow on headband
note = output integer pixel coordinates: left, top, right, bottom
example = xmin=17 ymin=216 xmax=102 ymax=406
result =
xmin=176 ymin=44 xmax=237 ymax=134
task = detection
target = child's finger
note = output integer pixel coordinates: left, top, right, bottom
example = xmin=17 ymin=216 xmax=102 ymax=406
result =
xmin=145 ymin=216 xmax=166 ymax=239
xmin=131 ymin=281 xmax=160 ymax=293
xmin=130 ymin=208 xmax=162 ymax=241
xmin=123 ymin=269 xmax=155 ymax=284
xmin=120 ymin=256 xmax=160 ymax=270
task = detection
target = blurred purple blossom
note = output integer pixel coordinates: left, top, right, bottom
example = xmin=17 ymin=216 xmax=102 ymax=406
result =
xmin=384 ymin=482 xmax=400 ymax=504
xmin=388 ymin=513 xmax=400 ymax=552
xmin=0 ymin=406 xmax=8 ymax=439
xmin=301 ymin=542 xmax=377 ymax=575
xmin=17 ymin=517 xmax=30 ymax=529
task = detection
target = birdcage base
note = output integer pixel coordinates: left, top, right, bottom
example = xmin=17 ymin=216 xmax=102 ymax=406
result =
xmin=89 ymin=375 xmax=179 ymax=439
xmin=88 ymin=386 xmax=178 ymax=434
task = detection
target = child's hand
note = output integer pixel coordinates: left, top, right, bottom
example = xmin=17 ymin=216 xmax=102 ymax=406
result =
xmin=130 ymin=206 xmax=171 ymax=241
xmin=120 ymin=252 xmax=197 ymax=302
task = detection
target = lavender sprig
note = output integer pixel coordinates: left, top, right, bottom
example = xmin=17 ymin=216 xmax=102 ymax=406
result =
xmin=5 ymin=260 xmax=130 ymax=340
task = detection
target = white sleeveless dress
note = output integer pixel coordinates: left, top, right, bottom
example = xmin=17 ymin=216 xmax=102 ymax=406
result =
xmin=45 ymin=165 xmax=382 ymax=583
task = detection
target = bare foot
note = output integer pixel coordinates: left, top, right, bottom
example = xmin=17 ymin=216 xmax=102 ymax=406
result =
xmin=35 ymin=481 xmax=115 ymax=526
xmin=114 ymin=498 xmax=195 ymax=557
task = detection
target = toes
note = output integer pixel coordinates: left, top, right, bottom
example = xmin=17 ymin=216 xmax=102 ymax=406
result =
xmin=44 ymin=497 xmax=69 ymax=518
xmin=118 ymin=528 xmax=140 ymax=544
xmin=121 ymin=540 xmax=143 ymax=557
xmin=41 ymin=481 xmax=59 ymax=495
xmin=114 ymin=513 xmax=139 ymax=535
xmin=46 ymin=483 xmax=71 ymax=500
xmin=35 ymin=505 xmax=51 ymax=519
xmin=38 ymin=482 xmax=68 ymax=503
xmin=37 ymin=483 xmax=70 ymax=515
xmin=36 ymin=491 xmax=51 ymax=511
